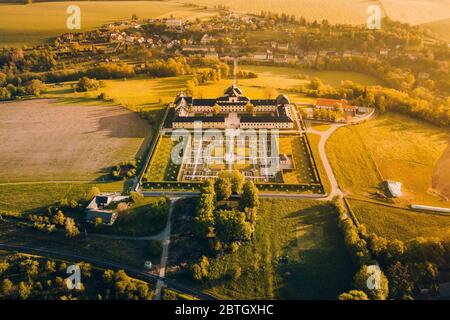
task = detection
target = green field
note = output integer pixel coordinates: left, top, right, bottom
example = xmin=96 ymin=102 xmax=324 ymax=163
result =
xmin=0 ymin=181 xmax=125 ymax=216
xmin=145 ymin=136 xmax=180 ymax=182
xmin=348 ymin=198 xmax=450 ymax=241
xmin=306 ymin=133 xmax=331 ymax=195
xmin=44 ymin=66 xmax=381 ymax=108
xmin=0 ymin=1 xmax=216 ymax=47
xmin=99 ymin=197 xmax=168 ymax=237
xmin=326 ymin=113 xmax=450 ymax=207
xmin=241 ymin=65 xmax=382 ymax=88
xmin=279 ymin=136 xmax=318 ymax=184
xmin=199 ymin=199 xmax=353 ymax=299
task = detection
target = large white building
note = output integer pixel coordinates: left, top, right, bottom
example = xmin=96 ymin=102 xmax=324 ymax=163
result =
xmin=171 ymin=85 xmax=294 ymax=129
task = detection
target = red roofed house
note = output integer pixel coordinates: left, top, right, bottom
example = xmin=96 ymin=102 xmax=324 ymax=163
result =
xmin=315 ymin=98 xmax=357 ymax=116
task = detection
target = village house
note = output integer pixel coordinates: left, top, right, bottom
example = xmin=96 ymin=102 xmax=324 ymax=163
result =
xmin=315 ymin=98 xmax=358 ymax=116
xmin=85 ymin=193 xmax=129 ymax=226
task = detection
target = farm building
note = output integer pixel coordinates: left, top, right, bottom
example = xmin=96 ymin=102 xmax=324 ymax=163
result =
xmin=85 ymin=193 xmax=128 ymax=226
xmin=315 ymin=98 xmax=358 ymax=116
xmin=386 ymin=180 xmax=402 ymax=197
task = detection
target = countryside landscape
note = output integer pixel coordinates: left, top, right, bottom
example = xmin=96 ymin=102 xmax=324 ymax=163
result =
xmin=0 ymin=0 xmax=449 ymax=307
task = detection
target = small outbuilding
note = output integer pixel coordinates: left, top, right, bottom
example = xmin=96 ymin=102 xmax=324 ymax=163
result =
xmin=386 ymin=180 xmax=402 ymax=197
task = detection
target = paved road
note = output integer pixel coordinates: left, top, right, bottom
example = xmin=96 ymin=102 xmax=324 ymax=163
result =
xmin=154 ymin=198 xmax=177 ymax=300
xmin=0 ymin=242 xmax=216 ymax=300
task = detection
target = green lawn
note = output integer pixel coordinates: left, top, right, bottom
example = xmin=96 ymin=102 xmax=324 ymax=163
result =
xmin=0 ymin=181 xmax=126 ymax=217
xmin=98 ymin=197 xmax=168 ymax=237
xmin=199 ymin=199 xmax=353 ymax=299
xmin=145 ymin=136 xmax=180 ymax=182
xmin=279 ymin=136 xmax=318 ymax=184
xmin=326 ymin=113 xmax=450 ymax=207
xmin=306 ymin=133 xmax=331 ymax=195
xmin=348 ymin=198 xmax=450 ymax=241
xmin=0 ymin=1 xmax=217 ymax=47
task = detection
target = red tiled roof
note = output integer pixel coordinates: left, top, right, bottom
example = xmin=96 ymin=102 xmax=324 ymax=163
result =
xmin=316 ymin=98 xmax=356 ymax=110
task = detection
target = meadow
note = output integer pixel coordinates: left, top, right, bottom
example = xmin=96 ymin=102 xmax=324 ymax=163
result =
xmin=0 ymin=1 xmax=216 ymax=47
xmin=200 ymin=199 xmax=353 ymax=299
xmin=43 ymin=65 xmax=381 ymax=109
xmin=326 ymin=113 xmax=450 ymax=207
xmin=279 ymin=135 xmax=319 ymax=184
xmin=423 ymin=17 xmax=450 ymax=41
xmin=145 ymin=136 xmax=180 ymax=182
xmin=348 ymin=198 xmax=450 ymax=241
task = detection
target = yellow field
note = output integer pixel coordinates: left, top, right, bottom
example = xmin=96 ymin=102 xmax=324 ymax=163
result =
xmin=327 ymin=113 xmax=450 ymax=207
xmin=0 ymin=1 xmax=217 ymax=47
xmin=381 ymin=0 xmax=450 ymax=25
xmin=188 ymin=0 xmax=379 ymax=24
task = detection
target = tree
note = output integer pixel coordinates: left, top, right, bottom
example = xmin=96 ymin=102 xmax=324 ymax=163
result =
xmin=192 ymin=256 xmax=209 ymax=281
xmin=1 ymin=279 xmax=14 ymax=298
xmin=241 ymin=180 xmax=259 ymax=209
xmin=76 ymin=76 xmax=99 ymax=92
xmin=387 ymin=261 xmax=413 ymax=299
xmin=195 ymin=180 xmax=216 ymax=238
xmin=95 ymin=217 xmax=103 ymax=228
xmin=18 ymin=281 xmax=31 ymax=300
xmin=52 ymin=210 xmax=65 ymax=226
xmin=215 ymin=210 xmax=254 ymax=243
xmin=230 ymin=265 xmax=242 ymax=280
xmin=212 ymin=103 xmax=221 ymax=115
xmin=88 ymin=186 xmax=101 ymax=199
xmin=25 ymin=79 xmax=46 ymax=96
xmin=338 ymin=290 xmax=369 ymax=300
xmin=103 ymin=269 xmax=115 ymax=284
xmin=65 ymin=218 xmax=80 ymax=238
xmin=230 ymin=170 xmax=244 ymax=194
xmin=215 ymin=171 xmax=232 ymax=201
xmin=45 ymin=260 xmax=56 ymax=274
xmin=130 ymin=191 xmax=144 ymax=203
xmin=0 ymin=261 xmax=9 ymax=276
xmin=245 ymin=101 xmax=255 ymax=115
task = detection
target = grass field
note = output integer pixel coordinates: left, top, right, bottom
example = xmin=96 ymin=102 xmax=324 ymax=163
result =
xmin=241 ymin=65 xmax=382 ymax=88
xmin=348 ymin=198 xmax=450 ymax=241
xmin=0 ymin=1 xmax=216 ymax=47
xmin=189 ymin=0 xmax=378 ymax=25
xmin=422 ymin=17 xmax=450 ymax=41
xmin=306 ymin=133 xmax=331 ymax=195
xmin=279 ymin=136 xmax=318 ymax=184
xmin=0 ymin=99 xmax=151 ymax=183
xmin=0 ymin=181 xmax=127 ymax=216
xmin=200 ymin=199 xmax=353 ymax=299
xmin=381 ymin=0 xmax=450 ymax=25
xmin=100 ymin=197 xmax=168 ymax=237
xmin=326 ymin=113 xmax=450 ymax=207
xmin=44 ymin=66 xmax=381 ymax=108
xmin=145 ymin=136 xmax=180 ymax=182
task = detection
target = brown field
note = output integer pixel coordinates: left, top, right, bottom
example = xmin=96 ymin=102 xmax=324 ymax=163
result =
xmin=0 ymin=99 xmax=151 ymax=183
xmin=433 ymin=136 xmax=450 ymax=199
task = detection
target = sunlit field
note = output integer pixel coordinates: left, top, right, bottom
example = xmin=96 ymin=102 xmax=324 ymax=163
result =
xmin=0 ymin=1 xmax=216 ymax=47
